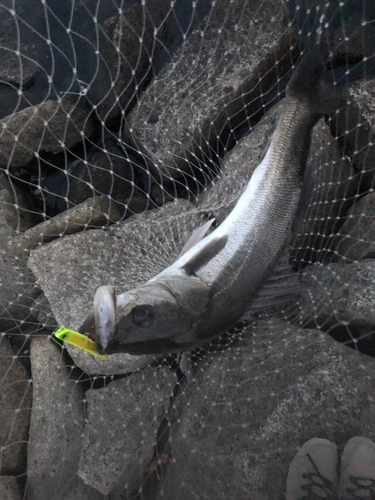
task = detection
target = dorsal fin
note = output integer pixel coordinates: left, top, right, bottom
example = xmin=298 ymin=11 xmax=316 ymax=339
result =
xmin=178 ymin=219 xmax=215 ymax=258
xmin=182 ymin=234 xmax=228 ymax=276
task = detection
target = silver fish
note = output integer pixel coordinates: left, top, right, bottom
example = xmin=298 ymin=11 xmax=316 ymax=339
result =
xmin=82 ymin=52 xmax=344 ymax=355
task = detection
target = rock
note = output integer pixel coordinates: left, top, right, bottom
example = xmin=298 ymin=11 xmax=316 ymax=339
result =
xmin=0 ymin=476 xmax=21 ymax=500
xmin=0 ymin=338 xmax=32 ymax=473
xmin=0 ymin=98 xmax=95 ymax=169
xmin=27 ymin=337 xmax=98 ymax=500
xmin=0 ymin=172 xmax=35 ymax=234
xmin=198 ymin=102 xmax=281 ymax=223
xmin=27 ymin=200 xmax=207 ymax=375
xmin=10 ymin=195 xmax=126 ymax=253
xmin=298 ymin=259 xmax=375 ymax=337
xmin=78 ymin=367 xmax=176 ymax=496
xmin=0 ymin=237 xmax=41 ymax=332
xmin=328 ymin=192 xmax=375 ymax=262
xmin=159 ymin=319 xmax=375 ymax=500
xmin=29 ymin=294 xmax=58 ymax=332
xmin=290 ymin=118 xmax=357 ymax=266
xmin=38 ymin=140 xmax=148 ymax=217
xmin=349 ymin=78 xmax=375 ymax=128
xmin=127 ymin=0 xmax=298 ymax=182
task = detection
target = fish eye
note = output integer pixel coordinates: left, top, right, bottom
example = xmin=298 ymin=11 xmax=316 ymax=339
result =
xmin=132 ymin=305 xmax=154 ymax=327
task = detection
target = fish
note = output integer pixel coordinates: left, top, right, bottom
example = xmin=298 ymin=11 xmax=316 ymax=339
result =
xmin=80 ymin=50 xmax=345 ymax=356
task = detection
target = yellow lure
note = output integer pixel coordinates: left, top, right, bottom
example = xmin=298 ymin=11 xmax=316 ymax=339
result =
xmin=54 ymin=326 xmax=108 ymax=360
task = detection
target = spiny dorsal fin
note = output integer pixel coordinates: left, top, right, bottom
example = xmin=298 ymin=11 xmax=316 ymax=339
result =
xmin=182 ymin=234 xmax=228 ymax=276
xmin=178 ymin=219 xmax=215 ymax=258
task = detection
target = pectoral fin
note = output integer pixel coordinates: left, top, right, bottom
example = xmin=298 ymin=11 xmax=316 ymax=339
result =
xmin=178 ymin=218 xmax=215 ymax=258
xmin=182 ymin=234 xmax=228 ymax=276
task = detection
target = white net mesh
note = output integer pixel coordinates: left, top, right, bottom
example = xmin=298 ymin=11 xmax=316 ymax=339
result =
xmin=0 ymin=0 xmax=375 ymax=498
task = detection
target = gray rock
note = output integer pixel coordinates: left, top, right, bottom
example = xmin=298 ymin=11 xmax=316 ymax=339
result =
xmin=78 ymin=367 xmax=176 ymax=495
xmin=0 ymin=172 xmax=35 ymax=234
xmin=349 ymin=77 xmax=375 ymax=128
xmin=298 ymin=259 xmax=375 ymax=334
xmin=0 ymin=476 xmax=21 ymax=500
xmin=0 ymin=98 xmax=95 ymax=169
xmin=0 ymin=237 xmax=41 ymax=332
xmin=160 ymin=319 xmax=375 ymax=500
xmin=127 ymin=0 xmax=297 ymax=181
xmin=0 ymin=338 xmax=31 ymax=474
xmin=28 ymin=200 xmax=208 ymax=375
xmin=291 ymin=118 xmax=357 ymax=266
xmin=27 ymin=337 xmax=97 ymax=500
xmin=28 ymin=293 xmax=58 ymax=332
xmin=198 ymin=102 xmax=281 ymax=223
xmin=10 ymin=195 xmax=125 ymax=253
xmin=328 ymin=192 xmax=375 ymax=262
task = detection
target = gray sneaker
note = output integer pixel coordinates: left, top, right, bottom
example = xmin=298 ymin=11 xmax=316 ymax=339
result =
xmin=286 ymin=438 xmax=339 ymax=500
xmin=338 ymin=437 xmax=375 ymax=500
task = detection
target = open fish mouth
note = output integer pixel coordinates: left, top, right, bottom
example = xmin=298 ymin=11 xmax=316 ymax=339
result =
xmin=93 ymin=285 xmax=134 ymax=353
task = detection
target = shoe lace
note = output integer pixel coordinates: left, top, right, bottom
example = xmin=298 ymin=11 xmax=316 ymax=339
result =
xmin=343 ymin=476 xmax=375 ymax=500
xmin=298 ymin=453 xmax=338 ymax=500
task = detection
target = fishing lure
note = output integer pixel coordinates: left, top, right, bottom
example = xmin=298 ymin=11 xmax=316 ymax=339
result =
xmin=55 ymin=326 xmax=108 ymax=359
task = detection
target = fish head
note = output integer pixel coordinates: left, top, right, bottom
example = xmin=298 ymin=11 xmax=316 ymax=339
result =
xmin=93 ymin=274 xmax=211 ymax=355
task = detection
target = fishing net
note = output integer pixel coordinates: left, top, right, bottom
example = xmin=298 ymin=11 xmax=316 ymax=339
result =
xmin=1 ymin=0 xmax=375 ymax=498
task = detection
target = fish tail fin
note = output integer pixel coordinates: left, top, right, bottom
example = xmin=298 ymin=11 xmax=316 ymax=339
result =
xmin=287 ymin=48 xmax=347 ymax=114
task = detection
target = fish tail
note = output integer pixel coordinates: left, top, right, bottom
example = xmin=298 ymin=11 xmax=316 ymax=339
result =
xmin=286 ymin=47 xmax=347 ymax=114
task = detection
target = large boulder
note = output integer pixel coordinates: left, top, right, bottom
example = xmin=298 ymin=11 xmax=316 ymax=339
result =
xmin=159 ymin=319 xmax=375 ymax=500
xmin=0 ymin=338 xmax=32 ymax=473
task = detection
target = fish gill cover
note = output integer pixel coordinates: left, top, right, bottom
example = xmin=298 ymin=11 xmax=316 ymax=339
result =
xmin=0 ymin=0 xmax=374 ymax=498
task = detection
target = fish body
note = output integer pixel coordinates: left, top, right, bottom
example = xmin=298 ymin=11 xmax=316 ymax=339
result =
xmin=84 ymin=52 xmax=345 ymax=355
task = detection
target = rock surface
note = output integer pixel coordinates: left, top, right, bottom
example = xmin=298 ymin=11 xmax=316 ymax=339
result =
xmin=159 ymin=319 xmax=375 ymax=500
xmin=28 ymin=200 xmax=208 ymax=375
xmin=127 ymin=0 xmax=298 ymax=181
xmin=0 ymin=99 xmax=94 ymax=169
xmin=0 ymin=476 xmax=21 ymax=500
xmin=329 ymin=192 xmax=375 ymax=262
xmin=0 ymin=172 xmax=35 ymax=235
xmin=0 ymin=338 xmax=31 ymax=473
xmin=78 ymin=367 xmax=176 ymax=495
xmin=27 ymin=337 xmax=99 ymax=500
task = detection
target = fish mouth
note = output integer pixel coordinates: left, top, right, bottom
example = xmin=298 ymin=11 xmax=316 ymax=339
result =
xmin=93 ymin=286 xmax=134 ymax=354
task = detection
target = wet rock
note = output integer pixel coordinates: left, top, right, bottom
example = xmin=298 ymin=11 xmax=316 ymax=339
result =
xmin=0 ymin=172 xmax=35 ymax=234
xmin=160 ymin=319 xmax=375 ymax=500
xmin=127 ymin=0 xmax=298 ymax=183
xmin=291 ymin=118 xmax=357 ymax=266
xmin=0 ymin=337 xmax=32 ymax=473
xmin=38 ymin=140 xmax=148 ymax=217
xmin=27 ymin=337 xmax=96 ymax=500
xmin=198 ymin=102 xmax=281 ymax=223
xmin=0 ymin=98 xmax=94 ymax=169
xmin=27 ymin=200 xmax=207 ymax=375
xmin=10 ymin=195 xmax=126 ymax=253
xmin=0 ymin=476 xmax=21 ymax=500
xmin=0 ymin=236 xmax=41 ymax=332
xmin=328 ymin=192 xmax=375 ymax=262
xmin=78 ymin=367 xmax=176 ymax=495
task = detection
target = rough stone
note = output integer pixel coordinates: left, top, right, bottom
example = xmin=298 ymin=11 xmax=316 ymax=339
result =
xmin=0 ymin=172 xmax=36 ymax=234
xmin=0 ymin=476 xmax=21 ymax=500
xmin=0 ymin=238 xmax=41 ymax=332
xmin=27 ymin=337 xmax=98 ymax=500
xmin=298 ymin=259 xmax=375 ymax=334
xmin=28 ymin=293 xmax=58 ymax=332
xmin=127 ymin=0 xmax=298 ymax=182
xmin=328 ymin=191 xmax=375 ymax=262
xmin=28 ymin=200 xmax=208 ymax=375
xmin=0 ymin=99 xmax=95 ymax=169
xmin=159 ymin=319 xmax=375 ymax=500
xmin=0 ymin=338 xmax=31 ymax=473
xmin=10 ymin=195 xmax=126 ymax=252
xmin=198 ymin=102 xmax=281 ymax=223
xmin=291 ymin=118 xmax=357 ymax=266
xmin=78 ymin=367 xmax=176 ymax=496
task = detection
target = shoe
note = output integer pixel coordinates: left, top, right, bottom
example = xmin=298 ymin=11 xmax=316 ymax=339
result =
xmin=286 ymin=438 xmax=338 ymax=499
xmin=338 ymin=436 xmax=375 ymax=499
